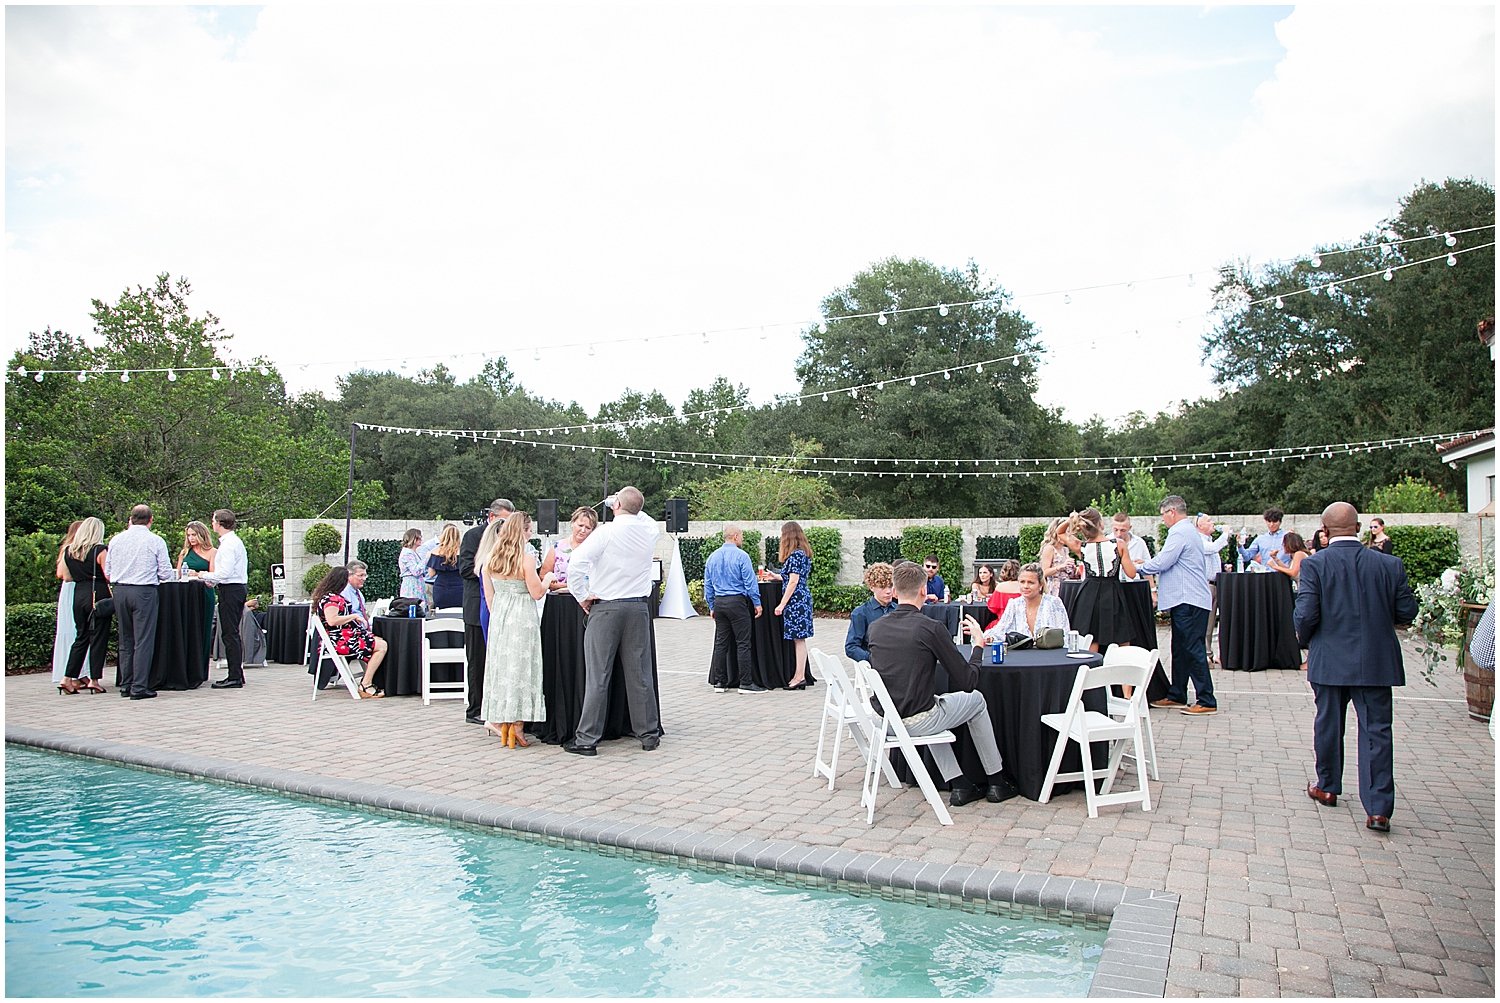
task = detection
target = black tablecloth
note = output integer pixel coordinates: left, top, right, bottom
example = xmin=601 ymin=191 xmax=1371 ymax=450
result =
xmin=532 ymin=593 xmax=663 ymax=746
xmin=146 ymin=582 xmax=210 ymax=691
xmin=1217 ymin=572 xmax=1301 ymax=671
xmin=746 ymin=580 xmax=817 ymax=689
xmin=919 ymin=602 xmax=997 ymax=639
xmin=892 ymin=648 xmax=1109 ymax=802
xmin=1059 ymin=578 xmax=1159 ymax=651
xmin=370 ymin=615 xmax=464 ymax=696
xmin=266 ymin=603 xmax=311 ymax=664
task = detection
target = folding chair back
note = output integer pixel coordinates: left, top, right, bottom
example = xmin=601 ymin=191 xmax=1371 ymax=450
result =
xmin=1038 ymin=657 xmax=1154 ymax=817
xmin=852 ymin=661 xmax=957 ymax=826
xmin=308 ymin=610 xmax=368 ymax=701
xmin=1103 ymin=644 xmax=1160 ymax=780
xmin=421 ymin=616 xmax=467 ymax=705
xmin=809 ymin=650 xmax=899 ymax=791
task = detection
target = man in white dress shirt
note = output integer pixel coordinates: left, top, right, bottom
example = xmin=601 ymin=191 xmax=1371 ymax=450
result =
xmin=565 ymin=486 xmax=662 ymax=755
xmin=1111 ymin=514 xmax=1153 ymax=582
xmin=104 ymin=504 xmax=175 ymax=700
xmin=192 ymin=509 xmax=250 ymax=688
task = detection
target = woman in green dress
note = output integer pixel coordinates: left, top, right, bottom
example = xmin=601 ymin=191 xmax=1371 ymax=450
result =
xmin=177 ymin=520 xmax=218 ymax=669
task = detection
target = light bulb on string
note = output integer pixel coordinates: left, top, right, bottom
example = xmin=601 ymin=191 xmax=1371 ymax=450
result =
xmin=975 ymin=363 xmax=984 ymax=374
xmin=759 ymin=327 xmax=767 ymax=341
xmin=943 ymin=370 xmax=951 ymax=380
xmin=1384 ymin=268 xmax=1394 ymax=281
xmin=533 ymin=349 xmax=540 ymax=361
xmin=167 ymin=370 xmax=178 ymax=382
xmin=1447 ymin=253 xmax=1457 ymax=267
xmin=1445 ymin=232 xmax=1457 ymax=247
xmin=848 ymin=388 xmax=858 ymax=399
xmin=909 ymin=376 xmax=917 ymax=386
xmin=258 ymin=364 xmax=269 ymax=376
xmin=1327 ymin=283 xmax=1338 ymax=296
xmin=1063 ymin=294 xmax=1072 ymax=305
xmin=77 ymin=371 xmax=87 ymax=383
xmin=34 ymin=372 xmax=43 ymax=383
xmin=1012 ymin=356 xmax=1021 ymax=367
xmin=821 ymin=393 xmax=829 ymax=402
xmin=817 ymin=320 xmax=828 ymax=334
xmin=1380 ymin=242 xmax=1392 ymax=255
xmin=120 ymin=371 xmax=130 ymax=382
xmin=876 ymin=381 xmax=885 ymax=390
xmin=212 ymin=368 xmax=222 ymax=380
xmin=938 ymin=304 xmax=949 ymax=317
xmin=1274 ymin=296 xmax=1284 ymax=309
xmin=877 ymin=312 xmax=888 ymax=326
xmin=1310 ymin=254 xmax=1322 ymax=268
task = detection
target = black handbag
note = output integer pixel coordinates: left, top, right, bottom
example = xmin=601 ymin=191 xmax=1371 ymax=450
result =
xmin=88 ymin=551 xmax=114 ymax=627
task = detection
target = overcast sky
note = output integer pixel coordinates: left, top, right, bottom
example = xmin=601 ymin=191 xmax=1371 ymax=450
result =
xmin=6 ymin=3 xmax=1495 ymax=426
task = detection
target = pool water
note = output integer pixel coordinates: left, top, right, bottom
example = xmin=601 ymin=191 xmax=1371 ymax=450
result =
xmin=5 ymin=746 xmax=1103 ymax=997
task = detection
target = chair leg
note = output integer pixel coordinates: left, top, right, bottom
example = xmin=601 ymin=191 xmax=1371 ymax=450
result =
xmin=1141 ymin=712 xmax=1160 ymax=781
xmin=900 ymin=746 xmax=954 ymax=826
xmin=1077 ymin=732 xmax=1099 ymax=819
xmin=862 ymin=747 xmax=883 ymax=825
xmin=813 ymin=711 xmax=833 ymax=782
xmin=826 ymin=718 xmax=846 ymax=791
xmin=1135 ymin=728 xmax=1153 ymax=811
xmin=1102 ymin=734 xmax=1129 ymax=795
xmin=1038 ymin=727 xmax=1071 ymax=804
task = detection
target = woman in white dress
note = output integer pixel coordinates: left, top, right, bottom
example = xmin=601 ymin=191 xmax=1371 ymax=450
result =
xmin=481 ymin=513 xmax=554 ymax=749
xmin=976 ymin=563 xmax=1070 ymax=642
xmin=51 ymin=521 xmax=82 ymax=684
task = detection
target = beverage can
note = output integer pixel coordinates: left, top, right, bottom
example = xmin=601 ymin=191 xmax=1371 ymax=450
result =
xmin=408 ymin=602 xmax=417 ymax=619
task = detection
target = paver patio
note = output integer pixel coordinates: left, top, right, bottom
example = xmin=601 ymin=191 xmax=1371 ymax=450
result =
xmin=6 ymin=615 xmax=1493 ymax=997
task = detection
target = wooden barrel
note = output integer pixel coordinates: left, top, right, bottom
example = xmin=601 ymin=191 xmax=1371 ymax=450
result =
xmin=1461 ymin=603 xmax=1493 ymax=722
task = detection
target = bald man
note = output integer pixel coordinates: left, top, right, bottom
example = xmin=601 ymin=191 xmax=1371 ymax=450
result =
xmin=1294 ymin=501 xmax=1417 ymax=834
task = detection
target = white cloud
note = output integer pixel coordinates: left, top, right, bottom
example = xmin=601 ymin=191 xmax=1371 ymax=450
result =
xmin=5 ymin=4 xmax=1493 ymax=428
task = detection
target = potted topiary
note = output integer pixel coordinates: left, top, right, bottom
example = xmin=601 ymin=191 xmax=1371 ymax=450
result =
xmin=304 ymin=523 xmax=342 ymax=563
xmin=1414 ymin=556 xmax=1494 ymax=720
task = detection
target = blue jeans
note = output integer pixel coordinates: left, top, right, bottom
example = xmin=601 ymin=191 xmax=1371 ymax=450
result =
xmin=1167 ymin=604 xmax=1214 ymax=707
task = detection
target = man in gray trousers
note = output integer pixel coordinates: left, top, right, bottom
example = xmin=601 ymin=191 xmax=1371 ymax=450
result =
xmin=563 ymin=486 xmax=662 ymax=755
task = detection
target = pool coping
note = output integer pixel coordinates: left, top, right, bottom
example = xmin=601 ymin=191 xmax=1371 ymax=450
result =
xmin=6 ymin=725 xmax=1176 ymax=998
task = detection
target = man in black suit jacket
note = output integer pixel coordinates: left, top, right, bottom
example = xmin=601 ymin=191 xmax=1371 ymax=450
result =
xmin=1294 ymin=501 xmax=1418 ymax=833
xmin=459 ymin=498 xmax=513 ymax=725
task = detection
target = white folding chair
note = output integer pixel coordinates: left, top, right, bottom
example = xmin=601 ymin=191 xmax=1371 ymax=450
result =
xmin=852 ymin=661 xmax=957 ymax=826
xmin=1038 ymin=658 xmax=1154 ymax=817
xmin=809 ymin=650 xmax=899 ymax=791
xmin=1102 ymin=644 xmax=1160 ymax=781
xmin=307 ymin=611 xmax=368 ymax=701
xmin=421 ymin=616 xmax=468 ymax=705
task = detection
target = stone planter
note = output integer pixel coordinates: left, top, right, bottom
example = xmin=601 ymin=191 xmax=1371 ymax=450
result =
xmin=1460 ymin=602 xmax=1492 ymax=722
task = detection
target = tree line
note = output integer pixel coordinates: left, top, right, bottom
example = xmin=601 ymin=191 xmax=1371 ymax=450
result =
xmin=7 ymin=179 xmax=1492 ymax=541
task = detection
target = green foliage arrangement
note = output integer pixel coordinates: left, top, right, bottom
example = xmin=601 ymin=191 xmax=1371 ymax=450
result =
xmin=1090 ymin=466 xmax=1175 ymax=518
xmin=687 ymin=440 xmax=846 ymax=521
xmin=7 ymin=531 xmax=66 ymax=606
xmin=677 ymin=538 xmax=708 ymax=583
xmin=899 ymin=525 xmax=962 ymax=591
xmin=695 ymin=530 xmax=764 ymax=573
xmin=804 ymin=526 xmax=844 ymax=610
xmin=1018 ymin=524 xmax=1047 ymax=563
xmin=304 ymin=523 xmax=342 ymax=560
xmin=356 ymin=539 xmax=401 ymax=599
xmin=6 ymin=603 xmax=61 ymax=669
xmin=302 ymin=562 xmax=333 ymax=594
xmin=976 ymin=535 xmax=1021 ymax=561
xmin=1413 ymin=556 xmax=1493 ymax=683
xmin=813 ymin=585 xmax=870 ymax=614
xmin=1370 ymin=476 xmax=1463 ymax=514
xmin=1387 ymin=525 xmax=1462 ymax=586
xmin=862 ymin=535 xmax=903 ymax=567
xmin=687 ymin=579 xmax=707 ymax=615
xmin=238 ymin=526 xmax=283 ymax=601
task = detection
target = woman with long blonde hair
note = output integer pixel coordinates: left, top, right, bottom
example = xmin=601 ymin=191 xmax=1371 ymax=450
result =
xmin=481 ymin=513 xmax=555 ymax=748
xmin=1038 ymin=516 xmax=1079 ymax=597
xmin=425 ymin=524 xmax=464 ymax=608
xmin=773 ymin=521 xmax=815 ymax=689
xmin=177 ymin=520 xmax=218 ymax=663
xmin=59 ymin=517 xmax=111 ymax=693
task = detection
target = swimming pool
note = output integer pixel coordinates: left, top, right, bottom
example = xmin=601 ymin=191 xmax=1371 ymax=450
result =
xmin=5 ymin=746 xmax=1104 ymax=997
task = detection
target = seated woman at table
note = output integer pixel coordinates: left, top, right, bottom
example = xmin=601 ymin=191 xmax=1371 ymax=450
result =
xmin=540 ymin=506 xmax=597 ymax=592
xmin=978 ymin=563 xmax=1070 ymax=642
xmin=966 ymin=564 xmax=997 ymax=603
xmin=1067 ymin=508 xmax=1140 ymax=653
xmin=426 ymin=524 xmax=464 ymax=609
xmin=987 ymin=560 xmax=1023 ymax=617
xmin=311 ymin=566 xmax=388 ymax=698
xmin=177 ymin=520 xmax=218 ymax=671
xmin=1268 ymin=532 xmax=1310 ymax=584
xmin=482 ymin=513 xmax=555 ymax=748
xmin=774 ymin=521 xmax=815 ymax=689
xmin=1038 ymin=517 xmax=1079 ymax=597
xmin=398 ymin=528 xmax=427 ymax=600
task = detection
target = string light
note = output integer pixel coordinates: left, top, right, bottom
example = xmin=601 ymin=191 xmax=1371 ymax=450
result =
xmin=120 ymin=371 xmax=130 ymax=382
xmin=1384 ymin=268 xmax=1393 ymax=281
xmin=167 ymin=370 xmax=178 ymax=382
xmin=877 ymin=312 xmax=888 ymax=326
xmin=76 ymin=371 xmax=86 ymax=383
xmin=211 ymin=368 xmax=222 ymax=380
xmin=1447 ymin=253 xmax=1457 ymax=266
xmin=1445 ymin=232 xmax=1457 ymax=246
xmin=1310 ymin=254 xmax=1322 ymax=268
xmin=258 ymin=364 xmax=269 ymax=376
xmin=938 ymin=304 xmax=949 ymax=317
xmin=33 ymin=372 xmax=42 ymax=383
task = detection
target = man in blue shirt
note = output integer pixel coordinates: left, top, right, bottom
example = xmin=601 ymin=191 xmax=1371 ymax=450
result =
xmin=1138 ymin=495 xmax=1216 ymax=716
xmin=703 ymin=525 xmax=763 ymax=693
xmin=845 ymin=563 xmax=897 ymax=664
xmin=921 ymin=554 xmax=947 ymax=604
xmin=1238 ymin=507 xmax=1287 ymax=567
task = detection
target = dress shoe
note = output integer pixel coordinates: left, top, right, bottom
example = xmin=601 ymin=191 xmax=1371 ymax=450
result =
xmin=740 ymin=683 xmax=768 ymax=693
xmin=1179 ymin=703 xmax=1218 ymax=716
xmin=986 ymin=777 xmax=1020 ymax=803
xmin=129 ymin=692 xmax=157 ymax=700
xmin=563 ymin=742 xmax=597 ymax=757
xmin=1150 ymin=698 xmax=1187 ymax=709
xmin=464 ymin=715 xmax=484 ymax=726
xmin=1306 ymin=783 xmax=1338 ymax=807
xmin=210 ymin=678 xmax=244 ymax=689
xmin=641 ymin=735 xmax=661 ymax=752
xmin=948 ymin=783 xmax=985 ymax=807
xmin=1366 ymin=815 xmax=1391 ymax=833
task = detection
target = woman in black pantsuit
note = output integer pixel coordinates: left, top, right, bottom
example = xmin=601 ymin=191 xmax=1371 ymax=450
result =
xmin=60 ymin=516 xmax=111 ymax=694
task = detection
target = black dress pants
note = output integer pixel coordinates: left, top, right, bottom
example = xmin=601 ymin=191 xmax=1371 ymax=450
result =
xmin=464 ymin=622 xmax=487 ymax=718
xmin=64 ymin=592 xmax=109 ymax=679
xmin=218 ymin=583 xmax=248 ymax=681
xmin=709 ymin=595 xmax=755 ymax=688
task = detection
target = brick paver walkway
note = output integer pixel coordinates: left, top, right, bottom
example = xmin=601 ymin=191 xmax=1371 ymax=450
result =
xmin=6 ymin=616 xmax=1493 ymax=997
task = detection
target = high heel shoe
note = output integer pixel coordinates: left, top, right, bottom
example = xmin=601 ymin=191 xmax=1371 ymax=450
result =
xmin=57 ymin=680 xmax=81 ymax=695
xmin=511 ymin=723 xmax=529 ymax=748
xmin=484 ymin=722 xmax=507 ymax=741
xmin=82 ymin=680 xmax=107 ymax=694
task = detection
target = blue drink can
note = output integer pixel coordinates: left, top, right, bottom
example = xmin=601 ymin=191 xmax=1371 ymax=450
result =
xmin=989 ymin=642 xmax=1004 ymax=665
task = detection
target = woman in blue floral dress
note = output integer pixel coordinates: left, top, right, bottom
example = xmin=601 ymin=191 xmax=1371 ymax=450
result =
xmin=774 ymin=521 xmax=815 ymax=689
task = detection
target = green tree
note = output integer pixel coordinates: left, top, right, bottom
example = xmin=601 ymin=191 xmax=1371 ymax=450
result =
xmin=685 ymin=439 xmax=846 ymax=521
xmin=1090 ymin=465 xmax=1176 ymax=516
xmin=1369 ymin=476 xmax=1463 ymax=513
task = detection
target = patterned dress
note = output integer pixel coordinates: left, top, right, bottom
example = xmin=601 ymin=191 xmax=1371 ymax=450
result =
xmin=398 ymin=547 xmax=427 ymax=599
xmin=481 ymin=575 xmax=546 ymax=723
xmin=318 ymin=593 xmax=376 ymax=659
xmin=779 ymin=549 xmax=814 ymax=641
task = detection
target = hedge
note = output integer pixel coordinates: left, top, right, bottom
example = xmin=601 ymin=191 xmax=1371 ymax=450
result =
xmin=7 ymin=531 xmax=66 ymax=606
xmin=7 ymin=603 xmax=61 ymax=670
xmin=900 ymin=525 xmax=963 ymax=595
xmin=678 ymin=538 xmax=708 ymax=583
xmin=303 ymin=562 xmax=334 ymax=594
xmin=805 ymin=526 xmax=844 ymax=611
xmin=976 ymin=535 xmax=1020 ymax=561
xmin=813 ymin=585 xmax=869 ymax=614
xmin=862 ymin=535 xmax=903 ymax=567
xmin=1387 ymin=525 xmax=1461 ymax=586
xmin=303 ymin=522 xmax=342 ymax=560
xmin=694 ymin=530 xmax=764 ymax=573
xmin=355 ymin=539 xmax=401 ymax=599
xmin=1018 ymin=524 xmax=1047 ymax=564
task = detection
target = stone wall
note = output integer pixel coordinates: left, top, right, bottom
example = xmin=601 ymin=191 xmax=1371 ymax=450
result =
xmin=282 ymin=512 xmax=1489 ymax=598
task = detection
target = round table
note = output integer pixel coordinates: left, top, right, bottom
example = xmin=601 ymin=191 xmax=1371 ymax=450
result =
xmin=370 ymin=615 xmax=464 ymax=696
xmin=1059 ymin=578 xmax=1159 ymax=651
xmin=531 ymin=593 xmax=663 ymax=746
xmin=746 ymin=580 xmax=817 ymax=689
xmin=265 ymin=603 xmax=311 ymax=664
xmin=919 ymin=602 xmax=997 ymax=639
xmin=1216 ymin=572 xmax=1301 ymax=670
xmin=143 ymin=581 xmax=210 ymax=691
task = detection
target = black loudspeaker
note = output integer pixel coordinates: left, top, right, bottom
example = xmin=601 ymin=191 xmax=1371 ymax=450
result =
xmin=537 ymin=499 xmax=559 ymax=536
xmin=664 ymin=498 xmax=689 ymax=534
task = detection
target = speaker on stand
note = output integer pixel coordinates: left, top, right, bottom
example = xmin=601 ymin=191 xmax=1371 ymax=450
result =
xmin=664 ymin=498 xmax=689 ymax=535
xmin=537 ymin=499 xmax=559 ymax=537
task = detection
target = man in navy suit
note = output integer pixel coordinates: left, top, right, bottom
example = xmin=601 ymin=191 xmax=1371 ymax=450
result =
xmin=1294 ymin=501 xmax=1418 ymax=833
